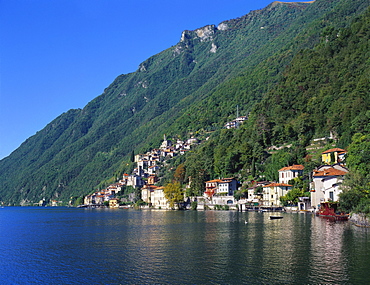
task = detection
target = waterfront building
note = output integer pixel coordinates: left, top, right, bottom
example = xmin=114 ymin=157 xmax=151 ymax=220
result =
xmin=310 ymin=164 xmax=348 ymax=209
xmin=262 ymin=183 xmax=292 ymax=206
xmin=278 ymin=164 xmax=304 ymax=184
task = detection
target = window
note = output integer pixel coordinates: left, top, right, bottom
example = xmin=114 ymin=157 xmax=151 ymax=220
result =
xmin=329 ymin=191 xmax=334 ymax=201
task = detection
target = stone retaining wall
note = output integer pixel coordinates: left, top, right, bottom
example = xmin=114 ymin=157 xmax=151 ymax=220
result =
xmin=350 ymin=213 xmax=370 ymax=227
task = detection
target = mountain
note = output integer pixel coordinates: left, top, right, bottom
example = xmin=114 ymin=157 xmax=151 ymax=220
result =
xmin=1 ymin=0 xmax=369 ymax=205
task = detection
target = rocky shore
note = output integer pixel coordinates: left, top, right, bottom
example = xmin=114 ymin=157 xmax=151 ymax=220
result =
xmin=349 ymin=213 xmax=370 ymax=227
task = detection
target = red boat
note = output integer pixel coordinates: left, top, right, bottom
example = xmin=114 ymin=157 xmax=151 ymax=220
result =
xmin=316 ymin=202 xmax=349 ymax=220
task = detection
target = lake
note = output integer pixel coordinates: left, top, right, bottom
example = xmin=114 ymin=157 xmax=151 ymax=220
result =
xmin=0 ymin=207 xmax=369 ymax=284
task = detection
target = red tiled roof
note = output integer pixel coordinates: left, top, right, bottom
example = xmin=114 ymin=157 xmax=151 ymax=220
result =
xmin=206 ymin=179 xmax=223 ymax=183
xmin=279 ymin=164 xmax=304 ymax=172
xmin=263 ymin=183 xmax=292 ymax=187
xmin=313 ymin=168 xmax=347 ymax=177
xmin=322 ymin=148 xmax=346 ymax=154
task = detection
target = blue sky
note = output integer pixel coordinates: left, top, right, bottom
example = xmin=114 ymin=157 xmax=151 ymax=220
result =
xmin=0 ymin=0 xmax=300 ymax=159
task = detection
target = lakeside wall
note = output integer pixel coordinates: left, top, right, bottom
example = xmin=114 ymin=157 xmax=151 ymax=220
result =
xmin=350 ymin=213 xmax=370 ymax=227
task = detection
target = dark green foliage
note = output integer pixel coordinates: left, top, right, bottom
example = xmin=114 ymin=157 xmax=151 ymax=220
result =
xmin=280 ymin=188 xmax=305 ymax=206
xmin=0 ymin=0 xmax=369 ymax=205
xmin=190 ymin=201 xmax=198 ymax=210
xmin=339 ymin=133 xmax=370 ymax=213
xmin=253 ymin=6 xmax=370 ymax=147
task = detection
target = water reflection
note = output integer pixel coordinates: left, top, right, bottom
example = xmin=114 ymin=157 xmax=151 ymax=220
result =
xmin=307 ymin=217 xmax=349 ymax=283
xmin=1 ymin=208 xmax=370 ymax=284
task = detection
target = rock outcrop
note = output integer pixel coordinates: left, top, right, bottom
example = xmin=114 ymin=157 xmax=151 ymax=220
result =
xmin=350 ymin=213 xmax=370 ymax=227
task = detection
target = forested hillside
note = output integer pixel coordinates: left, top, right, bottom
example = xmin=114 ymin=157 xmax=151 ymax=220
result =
xmin=0 ymin=0 xmax=369 ymax=205
xmin=182 ymin=5 xmax=370 ymax=197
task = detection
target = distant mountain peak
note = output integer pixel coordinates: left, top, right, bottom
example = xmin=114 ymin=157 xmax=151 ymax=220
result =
xmin=269 ymin=1 xmax=315 ymax=8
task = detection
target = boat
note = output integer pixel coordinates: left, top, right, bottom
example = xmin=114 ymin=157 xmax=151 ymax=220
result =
xmin=270 ymin=216 xmax=283 ymax=219
xmin=316 ymin=202 xmax=349 ymax=220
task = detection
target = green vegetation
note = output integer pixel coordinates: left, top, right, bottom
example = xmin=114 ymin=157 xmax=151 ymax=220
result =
xmin=339 ymin=133 xmax=370 ymax=214
xmin=163 ymin=182 xmax=184 ymax=209
xmin=0 ymin=0 xmax=369 ymax=209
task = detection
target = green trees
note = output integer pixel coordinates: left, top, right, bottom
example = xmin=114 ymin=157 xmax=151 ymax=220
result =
xmin=163 ymin=182 xmax=184 ymax=209
xmin=263 ymin=151 xmax=294 ymax=182
xmin=346 ymin=133 xmax=370 ymax=179
xmin=1 ymin=1 xmax=370 ymax=205
xmin=173 ymin=163 xmax=186 ymax=185
xmin=339 ymin=133 xmax=370 ymax=213
xmin=280 ymin=188 xmax=305 ymax=206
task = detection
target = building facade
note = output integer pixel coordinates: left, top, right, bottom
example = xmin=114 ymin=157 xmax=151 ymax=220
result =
xmin=263 ymin=183 xmax=292 ymax=206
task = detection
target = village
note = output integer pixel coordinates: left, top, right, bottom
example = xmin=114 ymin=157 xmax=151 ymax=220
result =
xmin=81 ymin=114 xmax=348 ymax=213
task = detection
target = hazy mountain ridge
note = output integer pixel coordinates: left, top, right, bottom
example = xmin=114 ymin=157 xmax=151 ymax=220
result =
xmin=1 ymin=0 xmax=369 ymax=205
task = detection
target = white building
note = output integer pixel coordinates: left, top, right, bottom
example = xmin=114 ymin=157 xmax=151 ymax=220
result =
xmin=310 ymin=164 xmax=348 ymax=209
xmin=262 ymin=183 xmax=292 ymax=206
xmin=151 ymin=187 xmax=169 ymax=209
xmin=278 ymin=165 xmax=304 ymax=184
xmin=225 ymin=116 xmax=248 ymax=129
xmin=204 ymin=178 xmax=238 ymax=197
xmin=141 ymin=185 xmax=171 ymax=209
xmin=126 ymin=175 xmax=144 ymax=188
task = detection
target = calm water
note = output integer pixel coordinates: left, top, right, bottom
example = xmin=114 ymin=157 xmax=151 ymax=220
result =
xmin=0 ymin=207 xmax=369 ymax=284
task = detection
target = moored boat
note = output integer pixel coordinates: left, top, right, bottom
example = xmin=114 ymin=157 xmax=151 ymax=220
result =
xmin=270 ymin=216 xmax=283 ymax=219
xmin=316 ymin=202 xmax=349 ymax=220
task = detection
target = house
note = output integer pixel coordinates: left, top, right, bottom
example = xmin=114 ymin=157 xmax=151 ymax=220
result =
xmin=321 ymin=148 xmax=346 ymax=165
xmin=161 ymin=148 xmax=176 ymax=158
xmin=204 ymin=178 xmax=238 ymax=197
xmin=109 ymin=198 xmax=120 ymax=208
xmin=204 ymin=178 xmax=238 ymax=206
xmin=262 ymin=183 xmax=292 ymax=206
xmin=278 ymin=165 xmax=304 ymax=184
xmin=204 ymin=179 xmax=223 ymax=197
xmin=186 ymin=137 xmax=199 ymax=145
xmin=225 ymin=116 xmax=248 ymax=129
xmin=126 ymin=175 xmax=144 ymax=188
xmin=84 ymin=194 xmax=93 ymax=205
xmin=148 ymin=165 xmax=159 ymax=175
xmin=175 ymin=139 xmax=185 ymax=150
xmin=141 ymin=185 xmax=158 ymax=204
xmin=310 ymin=164 xmax=348 ymax=209
xmin=217 ymin=178 xmax=238 ymax=195
xmin=106 ymin=183 xmax=122 ymax=196
xmin=119 ymin=173 xmax=130 ymax=185
xmin=147 ymin=175 xmax=159 ymax=185
xmin=141 ymin=185 xmax=172 ymax=209
xmin=134 ymin=154 xmax=145 ymax=163
xmin=151 ymin=186 xmax=170 ymax=209
xmin=94 ymin=194 xmax=105 ymax=205
xmin=246 ymin=181 xmax=270 ymax=204
xmin=137 ymin=159 xmax=149 ymax=171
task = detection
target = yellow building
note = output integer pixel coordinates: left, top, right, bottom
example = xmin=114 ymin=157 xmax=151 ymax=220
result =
xmin=141 ymin=185 xmax=171 ymax=209
xmin=321 ymin=148 xmax=346 ymax=165
xmin=263 ymin=183 xmax=292 ymax=206
xmin=109 ymin=198 xmax=120 ymax=208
